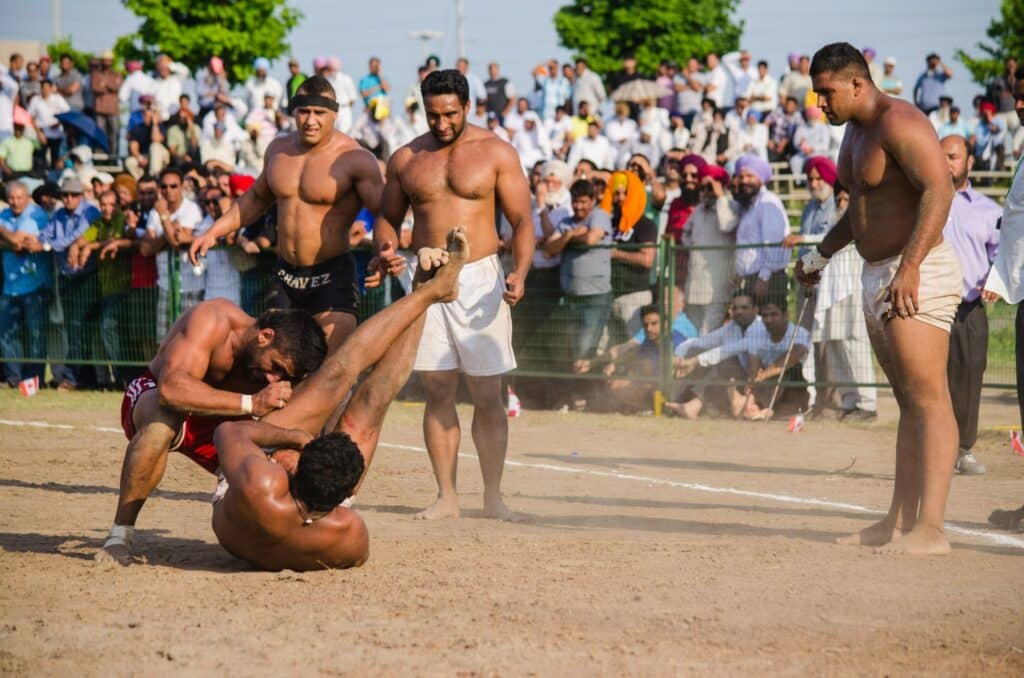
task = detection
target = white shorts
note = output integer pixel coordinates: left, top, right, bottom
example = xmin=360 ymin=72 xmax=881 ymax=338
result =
xmin=414 ymin=254 xmax=517 ymax=377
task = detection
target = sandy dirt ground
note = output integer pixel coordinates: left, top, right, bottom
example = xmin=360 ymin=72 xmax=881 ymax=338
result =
xmin=1 ymin=388 xmax=1022 ymax=676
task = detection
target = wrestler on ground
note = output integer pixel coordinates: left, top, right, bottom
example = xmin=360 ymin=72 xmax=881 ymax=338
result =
xmin=189 ymin=76 xmax=385 ymax=353
xmin=96 ymin=301 xmax=327 ymax=565
xmin=210 ymin=230 xmax=469 ymax=571
xmin=797 ymin=43 xmax=959 ymax=555
xmin=370 ymin=69 xmax=534 ymax=520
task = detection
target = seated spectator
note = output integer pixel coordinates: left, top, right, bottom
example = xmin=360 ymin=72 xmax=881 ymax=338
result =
xmin=764 ymin=96 xmax=801 ymax=162
xmin=790 ymin=107 xmax=832 ymax=175
xmin=928 ymin=95 xmax=954 ymax=130
xmin=602 ymin=304 xmax=686 ymax=412
xmin=972 ymin=100 xmax=1006 ymax=171
xmin=682 ymin=164 xmax=738 ymax=334
xmin=605 ymin=171 xmax=658 ymax=344
xmin=0 ymin=121 xmax=40 ymax=179
xmin=692 ymin=107 xmax=737 ymax=166
xmin=668 ymin=112 xmax=691 ymax=151
xmin=605 ymin=101 xmax=639 ymax=167
xmin=606 ymin=292 xmax=697 ymax=366
xmin=732 ymin=154 xmax=790 ymax=307
xmin=200 ymin=121 xmax=238 ymax=171
xmin=125 ymin=97 xmax=169 ymax=179
xmin=195 ymin=184 xmax=242 ymax=305
xmin=201 ymin=101 xmax=248 ymax=147
xmin=0 ymin=180 xmax=51 ymax=386
xmin=729 ymin=298 xmax=810 ymax=420
xmin=880 ymin=57 xmax=903 ymax=97
xmin=511 ymin=111 xmax=551 ymax=170
xmin=166 ymin=95 xmax=201 ymax=166
xmin=736 ymin=109 xmax=768 ymax=160
xmin=669 ymin=292 xmax=766 ymax=419
xmin=244 ymin=57 xmax=283 ymax=112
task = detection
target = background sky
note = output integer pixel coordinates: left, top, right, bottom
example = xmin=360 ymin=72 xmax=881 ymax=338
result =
xmin=2 ymin=0 xmax=1000 ymax=115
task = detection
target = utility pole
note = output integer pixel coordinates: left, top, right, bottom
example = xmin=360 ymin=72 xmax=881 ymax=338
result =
xmin=52 ymin=0 xmax=62 ymax=40
xmin=455 ymin=0 xmax=465 ymax=60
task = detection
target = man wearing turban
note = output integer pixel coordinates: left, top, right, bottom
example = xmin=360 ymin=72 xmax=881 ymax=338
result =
xmin=732 ymin=153 xmax=790 ymax=307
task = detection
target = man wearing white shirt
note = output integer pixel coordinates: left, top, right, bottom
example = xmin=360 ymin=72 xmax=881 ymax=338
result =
xmin=325 ymin=58 xmax=357 ymax=133
xmin=732 ymin=154 xmax=790 ymax=307
xmin=572 ymin=58 xmax=606 ymax=115
xmin=733 ymin=298 xmax=811 ymax=419
xmin=605 ymin=102 xmax=639 ymax=167
xmin=703 ymin=53 xmax=730 ymax=111
xmin=790 ymin=106 xmax=833 ymax=175
xmin=119 ymin=60 xmax=155 ymax=115
xmin=201 ymin=102 xmax=248 ymax=148
xmin=27 ymin=80 xmax=70 ymax=168
xmin=723 ymin=51 xmax=757 ymax=109
xmin=244 ymin=57 xmax=283 ymax=112
xmin=747 ymin=61 xmax=778 ymax=118
xmin=200 ymin=122 xmax=237 ymax=170
xmin=0 ymin=67 xmax=19 ymax=142
xmin=568 ymin=119 xmax=615 ymax=170
xmin=151 ymin=55 xmax=186 ymax=120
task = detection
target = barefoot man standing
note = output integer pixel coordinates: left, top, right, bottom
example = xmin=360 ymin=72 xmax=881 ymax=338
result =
xmin=190 ymin=75 xmax=384 ymax=352
xmin=797 ymin=43 xmax=960 ymax=555
xmin=372 ymin=70 xmax=534 ymax=519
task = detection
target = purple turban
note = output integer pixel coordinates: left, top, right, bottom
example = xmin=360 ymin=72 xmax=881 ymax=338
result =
xmin=804 ymin=156 xmax=838 ymax=186
xmin=679 ymin=154 xmax=708 ymax=172
xmin=734 ymin=154 xmax=772 ymax=184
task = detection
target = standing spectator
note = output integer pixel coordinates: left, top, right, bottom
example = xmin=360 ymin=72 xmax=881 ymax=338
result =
xmin=67 ymin=189 xmax=132 ymax=386
xmin=455 ymin=58 xmax=487 ymax=108
xmin=880 ymin=57 xmax=903 ymax=97
xmin=723 ymin=50 xmax=757 ymax=108
xmin=124 ymin=97 xmax=169 ymax=179
xmin=151 ymin=54 xmax=186 ymax=120
xmin=196 ymin=56 xmax=231 ymax=117
xmin=40 ymin=175 xmax=100 ymax=390
xmin=324 ymin=57 xmax=357 ymax=133
xmin=732 ymin=154 xmax=789 ymax=307
xmin=988 ymin=57 xmax=1019 ymax=135
xmin=914 ymin=52 xmax=953 ymax=114
xmin=535 ymin=59 xmax=571 ymax=122
xmin=572 ymin=58 xmax=606 ymax=115
xmin=484 ymin=62 xmax=515 ymax=120
xmin=937 ymin=106 xmax=972 ymax=139
xmin=862 ymin=47 xmax=884 ymax=86
xmin=244 ymin=57 xmax=283 ymax=112
xmin=567 ymin=119 xmax=615 ymax=169
xmin=608 ymin=54 xmax=642 ymax=118
xmin=940 ymin=135 xmax=1002 ymax=474
xmin=544 ymin=179 xmax=613 ymax=394
xmin=683 ymin=164 xmax=738 ymax=334
xmin=703 ymin=53 xmax=730 ymax=111
xmin=790 ymin=106 xmax=832 ymax=175
xmin=90 ymin=50 xmax=122 ymax=157
xmin=0 ymin=121 xmax=40 ymax=179
xmin=358 ymin=57 xmax=390 ymax=107
xmin=0 ymin=65 xmax=18 ymax=143
xmin=673 ymin=57 xmax=705 ymax=128
xmin=54 ymin=54 xmax=84 ymax=111
xmin=606 ymin=171 xmax=658 ymax=342
xmin=605 ymin=101 xmax=639 ymax=167
xmin=0 ymin=181 xmax=51 ymax=386
xmin=764 ymin=96 xmax=802 ymax=162
xmin=747 ymin=60 xmax=778 ymax=118
xmin=284 ymin=57 xmax=306 ymax=111
xmin=655 ymin=60 xmax=677 ymax=113
xmin=778 ymin=56 xmax=812 ymax=109
xmin=27 ymin=79 xmax=69 ymax=168
xmin=664 ymin=154 xmax=705 ymax=245
xmin=19 ymin=62 xmax=42 ymax=105
xmin=118 ymin=60 xmax=154 ymax=116
xmin=972 ymin=101 xmax=1007 ymax=171
xmin=7 ymin=53 xmax=26 ymax=81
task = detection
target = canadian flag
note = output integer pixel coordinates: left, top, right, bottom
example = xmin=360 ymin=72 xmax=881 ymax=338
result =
xmin=1012 ymin=430 xmax=1024 ymax=457
xmin=787 ymin=412 xmax=805 ymax=433
xmin=18 ymin=376 xmax=39 ymax=397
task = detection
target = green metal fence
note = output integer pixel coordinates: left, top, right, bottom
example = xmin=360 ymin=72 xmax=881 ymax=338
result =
xmin=0 ymin=242 xmax=1017 ymax=397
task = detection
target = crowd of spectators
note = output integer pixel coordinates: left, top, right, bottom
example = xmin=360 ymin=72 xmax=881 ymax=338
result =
xmin=0 ymin=46 xmax=1015 ymax=429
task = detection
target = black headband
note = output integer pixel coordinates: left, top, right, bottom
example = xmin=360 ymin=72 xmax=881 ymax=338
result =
xmin=290 ymin=95 xmax=339 ymax=113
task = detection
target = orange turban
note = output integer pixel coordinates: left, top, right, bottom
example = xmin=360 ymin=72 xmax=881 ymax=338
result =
xmin=600 ymin=171 xmax=647 ymax=233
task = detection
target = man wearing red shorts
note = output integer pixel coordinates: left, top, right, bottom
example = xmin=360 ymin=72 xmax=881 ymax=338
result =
xmin=96 ymin=299 xmax=327 ymax=565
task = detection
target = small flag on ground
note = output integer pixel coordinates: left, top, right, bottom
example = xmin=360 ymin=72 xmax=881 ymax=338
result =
xmin=1012 ymin=430 xmax=1024 ymax=456
xmin=507 ymin=386 xmax=521 ymax=418
xmin=787 ymin=412 xmax=805 ymax=433
xmin=19 ymin=376 xmax=39 ymax=397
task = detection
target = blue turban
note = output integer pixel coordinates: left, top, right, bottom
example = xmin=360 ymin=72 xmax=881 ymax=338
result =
xmin=734 ymin=154 xmax=772 ymax=184
xmin=253 ymin=57 xmax=270 ymax=72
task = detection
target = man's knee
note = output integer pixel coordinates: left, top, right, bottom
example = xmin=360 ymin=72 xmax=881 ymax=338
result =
xmin=421 ymin=371 xmax=459 ymax=404
xmin=131 ymin=390 xmax=183 ymax=448
xmin=465 ymin=375 xmax=504 ymax=411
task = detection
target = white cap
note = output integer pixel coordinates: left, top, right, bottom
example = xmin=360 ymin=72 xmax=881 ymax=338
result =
xmin=883 ymin=56 xmax=896 ymax=66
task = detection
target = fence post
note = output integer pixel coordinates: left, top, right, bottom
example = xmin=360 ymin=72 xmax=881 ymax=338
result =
xmin=655 ymin=239 xmax=673 ymax=416
xmin=168 ymin=249 xmax=181 ymax=325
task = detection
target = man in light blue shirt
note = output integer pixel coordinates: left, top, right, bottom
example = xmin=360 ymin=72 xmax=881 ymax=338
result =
xmin=937 ymin=106 xmax=972 ymax=139
xmin=913 ymin=53 xmax=953 ymax=114
xmin=535 ymin=60 xmax=571 ymax=122
xmin=0 ymin=181 xmax=51 ymax=385
xmin=358 ymin=57 xmax=389 ymax=107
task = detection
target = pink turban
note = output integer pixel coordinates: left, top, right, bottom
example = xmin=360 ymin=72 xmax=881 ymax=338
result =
xmin=209 ymin=56 xmax=224 ymax=75
xmin=698 ymin=164 xmax=729 ymax=183
xmin=734 ymin=154 xmax=772 ymax=184
xmin=804 ymin=156 xmax=838 ymax=186
xmin=313 ymin=57 xmax=328 ymax=70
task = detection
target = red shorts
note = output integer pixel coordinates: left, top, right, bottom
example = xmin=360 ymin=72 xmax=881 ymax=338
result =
xmin=120 ymin=370 xmax=236 ymax=474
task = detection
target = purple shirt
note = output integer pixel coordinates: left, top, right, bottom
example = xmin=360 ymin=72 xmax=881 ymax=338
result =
xmin=942 ymin=183 xmax=1001 ymax=301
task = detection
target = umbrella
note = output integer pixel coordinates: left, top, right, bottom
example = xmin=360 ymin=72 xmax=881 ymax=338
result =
xmin=56 ymin=111 xmax=110 ymax=153
xmin=611 ymin=79 xmax=672 ymax=103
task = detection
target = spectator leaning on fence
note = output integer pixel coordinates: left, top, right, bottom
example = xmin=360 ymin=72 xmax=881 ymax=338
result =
xmin=732 ymin=154 xmax=790 ymax=308
xmin=0 ymin=181 xmax=51 ymax=387
xmin=939 ymin=135 xmax=1002 ymax=475
xmin=682 ymin=163 xmax=738 ymax=334
xmin=606 ymin=171 xmax=659 ymax=344
xmin=603 ymin=303 xmax=686 ymax=413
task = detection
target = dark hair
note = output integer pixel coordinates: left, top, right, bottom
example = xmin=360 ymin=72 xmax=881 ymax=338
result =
xmin=810 ymin=42 xmax=872 ymax=82
xmin=295 ymin=75 xmax=336 ymax=99
xmin=640 ymin=303 xmax=659 ymax=319
xmin=292 ymin=432 xmax=365 ymax=511
xmin=570 ymin=179 xmax=595 ymax=199
xmin=59 ymin=52 xmax=71 ymax=62
xmin=256 ymin=308 xmax=328 ymax=380
xmin=158 ymin=167 xmax=183 ymax=183
xmin=757 ymin=60 xmax=768 ymax=68
xmin=421 ymin=69 xmax=469 ymax=106
xmin=731 ymin=289 xmax=756 ymax=305
xmin=1015 ymin=66 xmax=1024 ymax=81
xmin=576 ymin=158 xmax=596 ymax=172
xmin=761 ymin=296 xmax=788 ymax=314
xmin=41 ymin=78 xmax=53 ymax=87
xmin=137 ymin=174 xmax=157 ymax=187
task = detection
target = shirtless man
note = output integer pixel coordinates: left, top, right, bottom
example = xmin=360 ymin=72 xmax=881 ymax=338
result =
xmin=190 ymin=75 xmax=385 ymax=352
xmin=371 ymin=69 xmax=534 ymax=520
xmin=797 ymin=43 xmax=960 ymax=555
xmin=95 ymin=301 xmax=327 ymax=564
xmin=211 ymin=231 xmax=468 ymax=570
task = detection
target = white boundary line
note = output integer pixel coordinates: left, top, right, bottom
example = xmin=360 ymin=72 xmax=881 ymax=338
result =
xmin=2 ymin=417 xmax=1022 ymax=550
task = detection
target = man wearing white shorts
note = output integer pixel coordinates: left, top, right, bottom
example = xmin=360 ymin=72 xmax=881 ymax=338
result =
xmin=371 ymin=70 xmax=534 ymax=520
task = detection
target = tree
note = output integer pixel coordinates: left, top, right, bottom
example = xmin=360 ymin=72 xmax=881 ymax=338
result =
xmin=955 ymin=0 xmax=1023 ymax=86
xmin=47 ymin=38 xmax=95 ymax=74
xmin=553 ymin=0 xmax=743 ymax=80
xmin=115 ymin=0 xmax=303 ymax=84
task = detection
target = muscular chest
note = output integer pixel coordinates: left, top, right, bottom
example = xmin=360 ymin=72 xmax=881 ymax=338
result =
xmin=839 ymin=129 xmax=888 ymax=190
xmin=267 ymin=153 xmax=345 ymax=205
xmin=403 ymin=149 xmax=494 ymax=204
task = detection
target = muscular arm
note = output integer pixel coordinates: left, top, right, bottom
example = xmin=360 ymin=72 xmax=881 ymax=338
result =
xmin=817 ymin=210 xmax=853 ymax=256
xmin=494 ymin=143 xmax=536 ymax=280
xmin=372 ymin=150 xmax=410 ymax=254
xmin=215 ymin=420 xmax=312 ymax=479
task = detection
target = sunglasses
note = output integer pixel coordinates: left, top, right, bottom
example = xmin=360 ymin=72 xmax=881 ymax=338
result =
xmin=160 ymin=183 xmax=181 ymax=189
xmin=203 ymin=197 xmax=221 ymax=205
xmin=681 ymin=171 xmax=698 ymax=178
xmin=61 ymin=192 xmax=79 ymax=198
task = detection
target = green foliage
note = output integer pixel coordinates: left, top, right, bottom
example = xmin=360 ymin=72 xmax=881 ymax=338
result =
xmin=115 ymin=0 xmax=303 ymax=84
xmin=954 ymin=0 xmax=1023 ymax=86
xmin=47 ymin=37 xmax=94 ymax=74
xmin=553 ymin=0 xmax=743 ymax=80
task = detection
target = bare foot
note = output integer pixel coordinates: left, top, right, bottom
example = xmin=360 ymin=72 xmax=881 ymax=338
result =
xmin=987 ymin=505 xmax=1024 ymax=531
xmin=727 ymin=386 xmax=749 ymax=418
xmin=94 ymin=542 xmax=133 ymax=566
xmin=836 ymin=519 xmax=904 ymax=546
xmin=665 ymin=398 xmax=702 ymax=420
xmin=876 ymin=526 xmax=951 ymax=556
xmin=419 ymin=227 xmax=470 ymax=301
xmin=414 ymin=495 xmax=461 ymax=520
xmin=482 ymin=493 xmax=519 ymax=521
